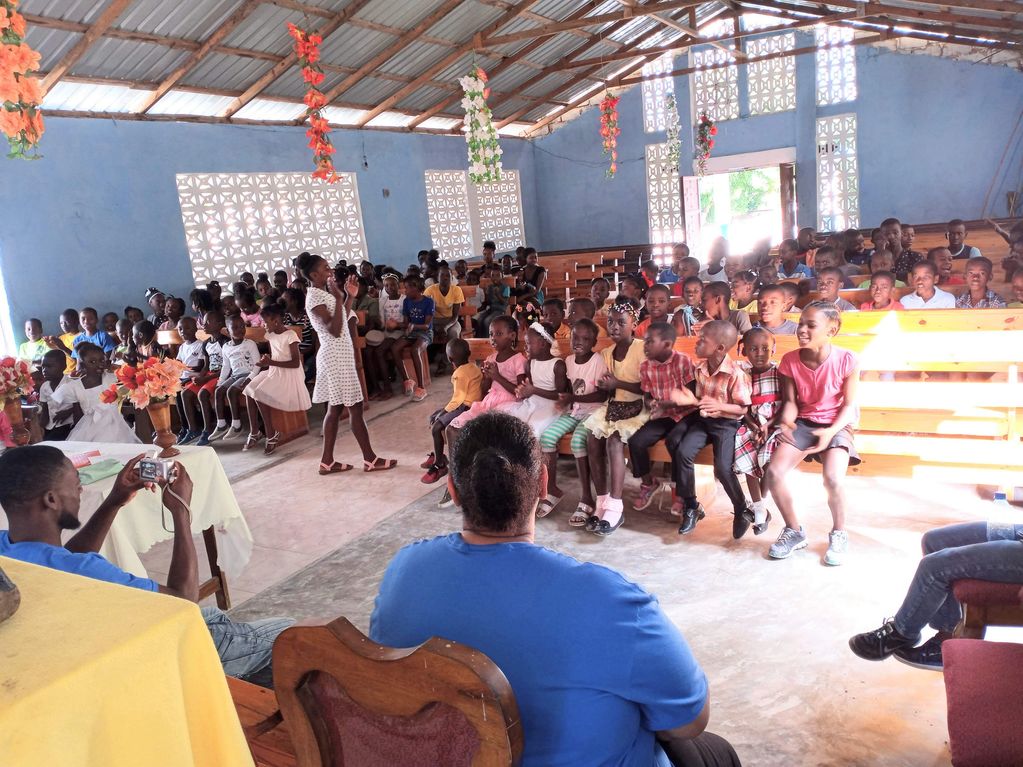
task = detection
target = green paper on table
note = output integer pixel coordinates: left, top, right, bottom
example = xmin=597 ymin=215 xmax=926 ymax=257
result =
xmin=77 ymin=459 xmax=124 ymax=485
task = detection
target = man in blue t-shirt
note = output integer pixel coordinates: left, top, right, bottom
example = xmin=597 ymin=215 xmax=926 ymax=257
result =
xmin=0 ymin=445 xmax=292 ymax=685
xmin=371 ymin=412 xmax=740 ymax=767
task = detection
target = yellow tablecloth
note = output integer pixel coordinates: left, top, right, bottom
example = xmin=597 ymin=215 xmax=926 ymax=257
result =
xmin=0 ymin=557 xmax=254 ymax=767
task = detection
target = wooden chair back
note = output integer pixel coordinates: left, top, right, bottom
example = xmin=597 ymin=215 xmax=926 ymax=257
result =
xmin=273 ymin=618 xmax=523 ymax=767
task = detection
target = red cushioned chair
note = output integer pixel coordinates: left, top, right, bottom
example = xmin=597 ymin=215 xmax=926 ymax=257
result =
xmin=942 ymin=639 xmax=1023 ymax=766
xmin=952 ymin=579 xmax=1023 ymax=639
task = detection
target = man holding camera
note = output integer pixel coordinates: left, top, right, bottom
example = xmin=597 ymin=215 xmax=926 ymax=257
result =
xmin=0 ymin=445 xmax=292 ymax=686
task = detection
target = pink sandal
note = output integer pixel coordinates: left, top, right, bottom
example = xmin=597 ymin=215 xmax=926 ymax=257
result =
xmin=363 ymin=456 xmax=398 ymax=472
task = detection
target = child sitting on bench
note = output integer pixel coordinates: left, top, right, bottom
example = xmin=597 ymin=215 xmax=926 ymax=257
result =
xmin=860 ymin=271 xmax=904 ymax=311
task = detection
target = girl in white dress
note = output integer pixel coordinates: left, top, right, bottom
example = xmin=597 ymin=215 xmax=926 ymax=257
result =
xmin=56 ymin=342 xmax=141 ymax=444
xmin=242 ymin=303 xmax=311 ymax=454
xmin=297 ymin=252 xmax=396 ymax=475
xmin=511 ymin=322 xmax=567 ymax=438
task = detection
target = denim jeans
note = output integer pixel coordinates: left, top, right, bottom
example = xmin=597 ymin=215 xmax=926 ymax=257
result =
xmin=892 ymin=522 xmax=1023 ymax=637
xmin=202 ymin=606 xmax=294 ymax=682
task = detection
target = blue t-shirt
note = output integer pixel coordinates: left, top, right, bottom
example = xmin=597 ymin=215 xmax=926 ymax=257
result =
xmin=402 ymin=296 xmax=435 ymax=326
xmin=72 ymin=330 xmax=117 ymax=358
xmin=0 ymin=530 xmax=159 ymax=591
xmin=657 ymin=267 xmax=681 ymax=285
xmin=778 ymin=263 xmax=813 ymax=280
xmin=370 ymin=534 xmax=707 ymax=767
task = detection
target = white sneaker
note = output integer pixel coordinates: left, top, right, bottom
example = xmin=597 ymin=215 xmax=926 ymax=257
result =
xmin=221 ymin=426 xmax=244 ymax=441
xmin=207 ymin=425 xmax=230 ymax=442
xmin=824 ymin=530 xmax=849 ymax=566
xmin=437 ymin=488 xmax=455 ymax=508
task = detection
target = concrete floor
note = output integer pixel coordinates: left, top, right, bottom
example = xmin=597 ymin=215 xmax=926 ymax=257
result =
xmin=139 ymin=380 xmax=1015 ymax=766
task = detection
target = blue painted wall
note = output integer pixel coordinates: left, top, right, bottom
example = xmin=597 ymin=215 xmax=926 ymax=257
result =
xmin=0 ymin=118 xmax=538 ymax=338
xmin=533 ymin=40 xmax=1023 ymax=250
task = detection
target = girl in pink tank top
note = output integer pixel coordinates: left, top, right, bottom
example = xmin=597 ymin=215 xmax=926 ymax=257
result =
xmin=764 ymin=302 xmax=861 ymax=567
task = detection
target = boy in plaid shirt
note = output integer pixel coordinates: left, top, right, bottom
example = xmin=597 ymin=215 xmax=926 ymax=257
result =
xmin=627 ymin=322 xmax=696 ymax=515
xmin=668 ymin=320 xmax=753 ymax=539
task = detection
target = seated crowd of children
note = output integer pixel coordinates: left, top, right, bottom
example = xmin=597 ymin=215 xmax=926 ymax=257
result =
xmin=11 ymin=218 xmax=1023 ymax=559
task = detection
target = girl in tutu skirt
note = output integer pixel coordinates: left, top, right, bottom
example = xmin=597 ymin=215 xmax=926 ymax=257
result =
xmin=56 ymin=342 xmax=141 ymax=444
xmin=242 ymin=303 xmax=311 ymax=455
xmin=583 ymin=299 xmax=648 ymax=537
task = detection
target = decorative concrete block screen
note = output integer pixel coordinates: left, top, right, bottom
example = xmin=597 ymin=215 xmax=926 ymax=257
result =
xmin=425 ymin=170 xmax=525 ymax=261
xmin=642 ymin=53 xmax=676 ymax=133
xmin=176 ymin=172 xmax=368 ymax=286
xmin=815 ymin=26 xmax=857 ymax=106
xmin=645 ymin=143 xmax=685 ymax=262
xmin=747 ymin=33 xmax=797 ymax=115
xmin=816 ymin=113 xmax=860 ymax=232
xmin=692 ymin=47 xmax=739 ymax=122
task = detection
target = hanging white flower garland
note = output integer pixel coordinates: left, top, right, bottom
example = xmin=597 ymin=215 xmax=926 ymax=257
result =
xmin=459 ymin=66 xmax=503 ymax=185
xmin=665 ymin=94 xmax=681 ymax=177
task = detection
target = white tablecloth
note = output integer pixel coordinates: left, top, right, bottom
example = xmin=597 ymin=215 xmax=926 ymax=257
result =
xmin=0 ymin=442 xmax=253 ymax=580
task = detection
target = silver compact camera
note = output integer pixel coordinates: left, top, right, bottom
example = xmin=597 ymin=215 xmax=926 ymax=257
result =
xmin=138 ymin=457 xmax=175 ymax=482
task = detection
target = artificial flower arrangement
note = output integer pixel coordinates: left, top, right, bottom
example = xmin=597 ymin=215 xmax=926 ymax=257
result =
xmin=665 ymin=94 xmax=681 ymax=176
xmin=100 ymin=357 xmax=188 ymax=410
xmin=695 ymin=112 xmax=717 ymax=177
xmin=287 ymin=22 xmax=339 ymax=184
xmin=599 ymin=92 xmax=620 ymax=178
xmin=1 ymin=0 xmax=44 ymax=159
xmin=0 ymin=356 xmax=33 ymax=401
xmin=459 ymin=65 xmax=502 ymax=184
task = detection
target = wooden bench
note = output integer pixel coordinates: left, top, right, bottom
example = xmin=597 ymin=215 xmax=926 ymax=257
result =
xmin=467 ymin=309 xmax=1023 ymax=490
xmin=540 ymin=249 xmax=627 ymax=300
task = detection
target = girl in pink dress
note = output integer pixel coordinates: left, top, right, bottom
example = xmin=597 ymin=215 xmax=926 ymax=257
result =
xmin=449 ymin=315 xmax=527 ymax=430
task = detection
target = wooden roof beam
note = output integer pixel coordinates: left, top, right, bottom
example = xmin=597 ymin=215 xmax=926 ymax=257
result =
xmin=41 ymin=0 xmax=137 ymax=95
xmin=482 ymin=0 xmax=706 ymax=47
xmin=647 ymin=11 xmax=747 ymax=59
xmin=222 ymin=0 xmax=375 ymax=119
xmin=353 ymin=0 xmax=543 ymax=128
xmin=138 ymin=0 xmax=262 ymax=114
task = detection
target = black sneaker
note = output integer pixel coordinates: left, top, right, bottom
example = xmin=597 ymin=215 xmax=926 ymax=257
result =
xmin=848 ymin=620 xmax=920 ymax=661
xmin=893 ymin=633 xmax=949 ymax=671
xmin=732 ymin=506 xmax=754 ymax=539
xmin=752 ymin=510 xmax=772 ymax=536
xmin=678 ymin=504 xmax=705 ymax=535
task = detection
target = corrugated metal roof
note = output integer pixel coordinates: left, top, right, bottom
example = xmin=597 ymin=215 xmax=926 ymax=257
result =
xmin=418 ymin=116 xmax=461 ymax=131
xmin=365 ymin=110 xmax=414 ymax=128
xmin=221 ymin=3 xmax=299 ymax=56
xmin=233 ymin=97 xmax=307 ymax=121
xmin=112 ymin=0 xmax=244 ymax=42
xmin=181 ymin=52 xmax=273 ymax=92
xmin=71 ymin=38 xmax=190 ymax=82
xmin=148 ymin=88 xmax=236 ymax=115
xmin=321 ymin=105 xmax=367 ymax=125
xmin=42 ymin=80 xmax=153 ymax=112
xmin=24 ymin=26 xmax=82 ymax=71
xmin=21 ymin=0 xmax=1019 ymax=136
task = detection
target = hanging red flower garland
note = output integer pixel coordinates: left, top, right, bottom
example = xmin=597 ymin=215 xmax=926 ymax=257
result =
xmin=1 ymin=0 xmax=45 ymax=159
xmin=599 ymin=92 xmax=620 ymax=179
xmin=287 ymin=22 xmax=338 ymax=184
xmin=695 ymin=112 xmax=717 ymax=177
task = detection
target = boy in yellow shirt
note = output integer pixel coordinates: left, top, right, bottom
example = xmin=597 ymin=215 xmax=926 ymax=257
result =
xmin=421 ymin=338 xmax=483 ymax=483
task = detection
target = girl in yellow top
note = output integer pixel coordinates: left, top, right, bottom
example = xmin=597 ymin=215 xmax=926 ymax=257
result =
xmin=583 ymin=298 xmax=648 ymax=537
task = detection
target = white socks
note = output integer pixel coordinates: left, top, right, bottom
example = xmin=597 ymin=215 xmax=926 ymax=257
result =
xmin=602 ymin=498 xmax=624 ymax=527
xmin=231 ymin=419 xmax=242 ymax=429
xmin=752 ymin=499 xmax=767 ymax=524
xmin=217 ymin=419 xmax=227 ymax=428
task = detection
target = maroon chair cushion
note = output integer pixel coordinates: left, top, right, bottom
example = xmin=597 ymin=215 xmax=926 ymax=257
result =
xmin=300 ymin=670 xmax=481 ymax=767
xmin=951 ymin=579 xmax=1022 ymax=606
xmin=943 ymin=639 xmax=1023 ymax=767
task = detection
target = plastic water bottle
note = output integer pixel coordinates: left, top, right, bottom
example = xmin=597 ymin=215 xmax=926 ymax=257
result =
xmin=988 ymin=492 xmax=1016 ymax=541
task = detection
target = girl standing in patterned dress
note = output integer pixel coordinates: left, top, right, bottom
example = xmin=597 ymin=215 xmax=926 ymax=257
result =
xmin=297 ymin=252 xmax=397 ymax=476
xmin=733 ymin=327 xmax=782 ymax=536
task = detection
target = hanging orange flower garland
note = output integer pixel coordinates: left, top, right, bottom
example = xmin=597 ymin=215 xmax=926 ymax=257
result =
xmin=599 ymin=92 xmax=620 ymax=179
xmin=287 ymin=22 xmax=338 ymax=184
xmin=1 ymin=0 xmax=45 ymax=159
xmin=695 ymin=112 xmax=717 ymax=177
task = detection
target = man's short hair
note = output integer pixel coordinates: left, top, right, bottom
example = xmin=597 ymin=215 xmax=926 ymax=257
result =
xmin=947 ymin=218 xmax=966 ymax=229
xmin=0 ymin=445 xmax=69 ymax=512
xmin=880 ymin=217 xmax=901 ymax=229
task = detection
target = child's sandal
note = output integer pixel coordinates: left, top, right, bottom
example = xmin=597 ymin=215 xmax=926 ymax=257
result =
xmin=242 ymin=433 xmax=263 ymax=451
xmin=536 ymin=493 xmax=563 ymax=518
xmin=569 ymin=502 xmax=594 ymax=527
xmin=363 ymin=456 xmax=398 ymax=472
xmin=319 ymin=461 xmax=353 ymax=475
xmin=263 ymin=432 xmax=281 ymax=455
